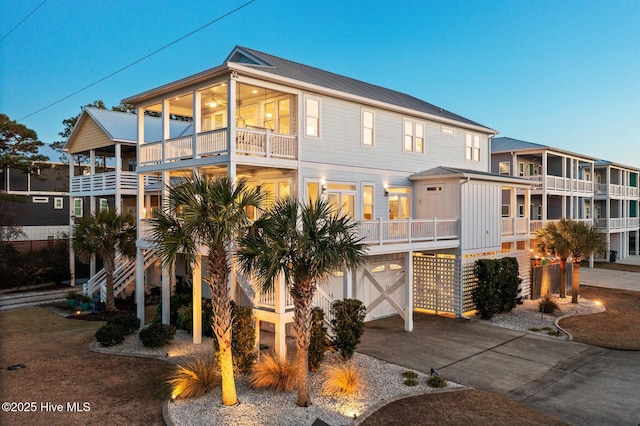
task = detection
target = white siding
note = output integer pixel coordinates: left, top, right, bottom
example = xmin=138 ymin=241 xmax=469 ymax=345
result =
xmin=461 ymin=181 xmax=502 ymax=250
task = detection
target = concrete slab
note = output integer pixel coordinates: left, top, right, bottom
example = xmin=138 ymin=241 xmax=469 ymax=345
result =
xmin=579 ymin=267 xmax=640 ymax=291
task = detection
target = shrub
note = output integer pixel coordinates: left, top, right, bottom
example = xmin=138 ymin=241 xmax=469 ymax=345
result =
xmin=66 ymin=290 xmax=78 ymax=300
xmin=404 ymin=378 xmax=419 ymax=386
xmin=538 ymin=294 xmax=560 ymax=314
xmin=402 ymin=370 xmax=418 ymax=379
xmin=250 ymin=351 xmax=297 ymax=392
xmin=331 ymin=299 xmax=366 ymax=360
xmin=166 ymin=296 xmax=214 ymax=338
xmin=231 ymin=302 xmax=256 ymax=376
xmin=473 ymin=258 xmax=521 ymax=319
xmin=309 ymin=307 xmax=329 ymax=372
xmin=139 ymin=323 xmax=176 ymax=347
xmin=107 ymin=313 xmax=140 ymax=334
xmin=321 ymin=361 xmax=363 ymax=397
xmin=167 ymin=357 xmax=219 ymax=400
xmin=95 ymin=323 xmax=127 ymax=347
xmin=427 ymin=375 xmax=447 ymax=388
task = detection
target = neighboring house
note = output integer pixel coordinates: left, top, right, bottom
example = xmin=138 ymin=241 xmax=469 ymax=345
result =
xmin=491 ymin=136 xmax=640 ymax=261
xmin=591 ymin=160 xmax=639 ymax=259
xmin=0 ymin=162 xmax=70 ymax=251
xmin=85 ymin=46 xmax=533 ymax=357
xmin=64 ymin=107 xmax=166 ymax=287
xmin=491 ymin=136 xmax=596 ymax=231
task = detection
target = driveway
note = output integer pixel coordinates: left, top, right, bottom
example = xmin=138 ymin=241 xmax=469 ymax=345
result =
xmin=358 ymin=314 xmax=640 ymax=426
xmin=580 ymin=266 xmax=640 ymax=291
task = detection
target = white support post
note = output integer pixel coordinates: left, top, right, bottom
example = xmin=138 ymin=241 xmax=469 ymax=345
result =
xmin=136 ymin=247 xmax=145 ymax=327
xmin=69 ymin=162 xmax=75 ymax=287
xmin=274 ymin=320 xmax=287 ymax=362
xmin=115 ymin=143 xmax=122 ymax=213
xmin=542 ymin=152 xmax=548 ymax=222
xmin=161 ymin=266 xmax=170 ymax=324
xmin=162 ymin=99 xmax=170 ymax=163
xmin=192 ymin=256 xmax=202 ymax=344
xmin=405 ymin=251 xmax=414 ymax=332
xmin=193 ymin=89 xmax=201 ymax=159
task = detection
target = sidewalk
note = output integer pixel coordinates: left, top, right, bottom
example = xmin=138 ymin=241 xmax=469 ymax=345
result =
xmin=581 ymin=263 xmax=640 ymax=291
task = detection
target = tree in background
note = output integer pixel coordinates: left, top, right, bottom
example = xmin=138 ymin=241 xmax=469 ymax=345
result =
xmin=535 ymin=221 xmax=571 ymax=298
xmin=1 ymin=113 xmax=49 ymax=202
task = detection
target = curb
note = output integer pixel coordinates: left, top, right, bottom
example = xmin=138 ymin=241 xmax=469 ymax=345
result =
xmin=554 ymin=303 xmax=607 ymax=341
xmin=352 ymin=386 xmax=471 ymax=425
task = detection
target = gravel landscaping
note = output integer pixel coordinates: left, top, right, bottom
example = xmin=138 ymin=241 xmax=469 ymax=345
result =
xmin=90 ymin=293 xmax=604 ymax=425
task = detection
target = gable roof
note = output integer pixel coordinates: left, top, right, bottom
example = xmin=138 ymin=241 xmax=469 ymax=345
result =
xmin=124 ymin=46 xmax=494 ymax=133
xmin=409 ymin=166 xmax=533 ymax=186
xmin=491 ymin=136 xmax=548 ymax=153
xmin=227 ymin=47 xmax=489 ymax=130
xmin=65 ymin=108 xmax=193 ymax=151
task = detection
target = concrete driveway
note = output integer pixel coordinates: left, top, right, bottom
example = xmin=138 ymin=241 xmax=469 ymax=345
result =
xmin=580 ymin=266 xmax=640 ymax=291
xmin=358 ymin=314 xmax=640 ymax=426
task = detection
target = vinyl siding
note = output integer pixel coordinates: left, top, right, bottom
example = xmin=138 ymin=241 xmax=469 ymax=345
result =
xmin=461 ymin=181 xmax=502 ymax=250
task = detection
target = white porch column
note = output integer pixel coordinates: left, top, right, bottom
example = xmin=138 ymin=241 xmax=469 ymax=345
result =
xmin=193 ymin=90 xmax=201 ymax=159
xmin=69 ymin=162 xmax=75 ymax=287
xmin=274 ymin=273 xmax=287 ymax=361
xmin=192 ymin=256 xmax=202 ymax=344
xmin=405 ymin=251 xmax=414 ymax=332
xmin=136 ymin=247 xmax=145 ymax=327
xmin=542 ymin=152 xmax=548 ymax=222
xmin=162 ymin=99 xmax=170 ymax=163
xmin=227 ymin=75 xmax=237 ymax=180
xmin=115 ymin=143 xmax=122 ymax=213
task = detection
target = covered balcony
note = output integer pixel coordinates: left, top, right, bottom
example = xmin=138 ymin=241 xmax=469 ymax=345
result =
xmin=138 ymin=81 xmax=298 ymax=167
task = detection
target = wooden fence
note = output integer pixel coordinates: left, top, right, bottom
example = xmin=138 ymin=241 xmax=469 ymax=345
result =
xmin=530 ymin=261 xmax=574 ymax=299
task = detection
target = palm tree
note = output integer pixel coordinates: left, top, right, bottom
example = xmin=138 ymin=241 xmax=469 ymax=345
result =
xmin=72 ymin=208 xmax=136 ymax=311
xmin=534 ymin=221 xmax=571 ymax=298
xmin=237 ymin=197 xmax=367 ymax=407
xmin=150 ymin=175 xmax=263 ymax=406
xmin=535 ymin=218 xmax=606 ymax=303
xmin=562 ymin=219 xmax=607 ymax=303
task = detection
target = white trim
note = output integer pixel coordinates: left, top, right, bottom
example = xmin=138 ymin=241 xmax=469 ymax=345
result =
xmin=54 ymin=197 xmax=64 ymax=209
xmin=402 ymin=118 xmax=424 ymax=154
xmin=32 ymin=196 xmax=49 ymax=203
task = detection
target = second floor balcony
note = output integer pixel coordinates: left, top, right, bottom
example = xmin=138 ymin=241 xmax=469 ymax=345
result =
xmin=595 ymin=183 xmax=639 ymax=198
xmin=139 ymin=128 xmax=297 ymax=166
xmin=596 ymin=217 xmax=639 ymax=231
xmin=70 ymin=171 xmax=159 ymax=196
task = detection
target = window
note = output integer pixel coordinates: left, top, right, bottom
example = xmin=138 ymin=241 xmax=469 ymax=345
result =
xmin=54 ymin=197 xmax=63 ymax=209
xmin=585 ymin=205 xmax=591 ymax=219
xmin=363 ymin=185 xmax=374 ymax=220
xmin=518 ymin=205 xmax=524 ymax=217
xmin=305 ymin=97 xmax=320 ymax=137
xmin=73 ymin=198 xmax=83 ymax=217
xmin=326 ymin=183 xmax=356 ymax=220
xmin=388 ymin=187 xmax=411 ymax=220
xmin=465 ymin=134 xmax=480 ymax=161
xmin=529 ymin=163 xmax=535 ymax=176
xmin=499 ymin=162 xmax=510 ymax=175
xmin=441 ymin=127 xmax=455 ymax=136
xmin=32 ymin=196 xmax=49 ymax=203
xmin=502 ymin=205 xmax=510 ymax=217
xmin=403 ymin=120 xmax=424 ymax=153
xmin=519 ymin=162 xmax=525 ymax=177
xmin=362 ymin=110 xmax=374 ymax=146
xmin=99 ymin=198 xmax=109 ymax=212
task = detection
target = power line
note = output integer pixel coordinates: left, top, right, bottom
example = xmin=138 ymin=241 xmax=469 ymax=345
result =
xmin=18 ymin=0 xmax=256 ymax=121
xmin=0 ymin=0 xmax=49 ymax=43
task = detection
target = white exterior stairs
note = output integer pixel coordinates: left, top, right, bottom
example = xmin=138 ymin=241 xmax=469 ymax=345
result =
xmin=84 ymin=250 xmax=157 ymax=300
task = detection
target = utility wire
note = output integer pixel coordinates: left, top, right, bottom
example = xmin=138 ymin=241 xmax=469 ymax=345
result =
xmin=18 ymin=0 xmax=256 ymax=121
xmin=0 ymin=0 xmax=49 ymax=43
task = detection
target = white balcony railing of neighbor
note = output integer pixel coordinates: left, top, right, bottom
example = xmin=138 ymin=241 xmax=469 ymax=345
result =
xmin=501 ymin=218 xmax=530 ymax=236
xmin=530 ymin=218 xmax=594 ymax=233
xmin=70 ymin=171 xmax=142 ymax=194
xmin=596 ymin=217 xmax=640 ymax=230
xmin=543 ymin=176 xmax=593 ymax=193
xmin=527 ymin=175 xmax=543 ymax=189
xmin=357 ymin=218 xmax=458 ymax=245
xmin=596 ymin=183 xmax=639 ymax=198
xmin=139 ymin=128 xmax=297 ymax=166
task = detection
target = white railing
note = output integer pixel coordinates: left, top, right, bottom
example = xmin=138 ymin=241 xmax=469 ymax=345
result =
xmin=139 ymin=128 xmax=297 ymax=166
xmin=236 ymin=128 xmax=297 ymax=159
xmin=255 ymin=285 xmax=294 ymax=310
xmin=84 ymin=250 xmax=156 ymax=300
xmin=527 ymin=175 xmax=543 ymax=189
xmin=312 ymin=286 xmax=335 ymax=331
xmin=530 ymin=218 xmax=594 ymax=234
xmin=140 ymin=141 xmax=162 ymax=165
xmin=597 ymin=217 xmax=639 ymax=230
xmin=70 ymin=171 xmax=138 ymax=194
xmin=546 ymin=176 xmax=570 ymax=191
xmin=501 ymin=218 xmax=530 ymax=236
xmin=358 ymin=218 xmax=458 ymax=245
xmin=166 ymin=136 xmax=193 ymax=161
xmin=628 ymin=186 xmax=639 ymax=198
xmin=544 ymin=176 xmax=593 ymax=193
xmin=197 ymin=129 xmax=227 ymax=156
xmin=573 ymin=179 xmax=593 ymax=193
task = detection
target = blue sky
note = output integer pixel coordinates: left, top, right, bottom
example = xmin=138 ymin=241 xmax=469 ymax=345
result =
xmin=1 ymin=0 xmax=639 ymax=167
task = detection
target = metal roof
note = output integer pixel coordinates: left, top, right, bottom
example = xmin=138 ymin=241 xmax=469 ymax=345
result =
xmin=409 ymin=166 xmax=533 ymax=186
xmin=231 ymin=46 xmax=490 ymax=130
xmin=491 ymin=136 xmax=548 ymax=153
xmin=83 ymin=108 xmax=193 ymax=143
